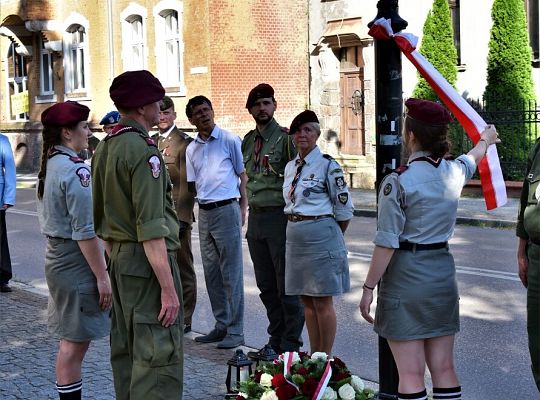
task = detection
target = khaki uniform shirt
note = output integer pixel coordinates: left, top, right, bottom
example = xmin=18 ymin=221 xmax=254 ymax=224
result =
xmin=153 ymin=127 xmax=195 ymax=224
xmin=517 ymin=138 xmax=540 ymax=241
xmin=92 ymin=117 xmax=180 ymax=251
xmin=242 ymin=119 xmax=296 ymax=208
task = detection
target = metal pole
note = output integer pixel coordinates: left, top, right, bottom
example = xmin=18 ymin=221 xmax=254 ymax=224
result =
xmin=367 ymin=1 xmax=407 ymax=399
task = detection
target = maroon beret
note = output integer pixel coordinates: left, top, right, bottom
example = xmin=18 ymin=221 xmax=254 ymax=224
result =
xmin=41 ymin=101 xmax=90 ymax=127
xmin=246 ymin=83 xmax=275 ymax=109
xmin=110 ymin=70 xmax=165 ymax=108
xmin=289 ymin=110 xmax=319 ymax=135
xmin=405 ymin=98 xmax=453 ymax=125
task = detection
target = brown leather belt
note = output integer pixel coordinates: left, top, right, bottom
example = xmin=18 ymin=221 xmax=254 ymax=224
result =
xmin=287 ymin=214 xmax=333 ymax=222
xmin=399 ymin=241 xmax=448 ymax=251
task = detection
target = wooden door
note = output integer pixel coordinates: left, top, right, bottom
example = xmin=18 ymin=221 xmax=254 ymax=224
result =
xmin=340 ymin=70 xmax=365 ymax=155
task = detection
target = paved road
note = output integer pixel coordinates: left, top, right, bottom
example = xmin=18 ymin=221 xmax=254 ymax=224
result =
xmin=2 ymin=187 xmax=536 ymax=399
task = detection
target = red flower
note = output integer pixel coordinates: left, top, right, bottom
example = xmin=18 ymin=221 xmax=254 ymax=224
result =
xmin=297 ymin=367 xmax=309 ymax=376
xmin=332 ymin=357 xmax=347 ymax=369
xmin=235 ymin=396 xmax=245 ymax=400
xmin=276 ymin=383 xmax=297 ymax=400
xmin=254 ymin=370 xmax=263 ymax=383
xmin=332 ymin=371 xmax=350 ymax=381
xmin=272 ymin=373 xmax=287 ymax=388
xmin=301 ymin=378 xmax=319 ymax=398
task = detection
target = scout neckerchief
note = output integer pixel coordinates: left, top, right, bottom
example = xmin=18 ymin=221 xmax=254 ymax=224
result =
xmin=288 ymin=158 xmax=306 ymax=204
xmin=48 ymin=146 xmax=84 ymax=163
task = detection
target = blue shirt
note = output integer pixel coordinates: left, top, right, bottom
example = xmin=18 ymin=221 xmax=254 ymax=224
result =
xmin=283 ymin=146 xmax=354 ymax=221
xmin=0 ymin=134 xmax=16 ymax=206
xmin=186 ymin=125 xmax=244 ymax=203
xmin=375 ymin=151 xmax=476 ymax=248
xmin=37 ymin=145 xmax=95 ymax=241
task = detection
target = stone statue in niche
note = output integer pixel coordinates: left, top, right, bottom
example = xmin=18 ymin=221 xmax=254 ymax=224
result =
xmin=318 ymin=42 xmax=340 ymax=85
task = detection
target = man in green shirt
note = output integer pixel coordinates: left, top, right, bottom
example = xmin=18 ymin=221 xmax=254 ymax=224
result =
xmin=241 ymin=83 xmax=304 ymax=358
xmin=92 ymin=70 xmax=183 ymax=400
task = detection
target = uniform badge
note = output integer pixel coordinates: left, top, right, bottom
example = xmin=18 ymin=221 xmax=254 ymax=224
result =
xmin=148 ymin=155 xmax=162 ymax=179
xmin=76 ymin=167 xmax=91 ymax=188
xmin=383 ymin=183 xmax=392 ymax=196
xmin=338 ymin=193 xmax=349 ymax=205
xmin=335 ymin=176 xmax=346 ymax=190
xmin=303 ymin=189 xmax=311 ymax=197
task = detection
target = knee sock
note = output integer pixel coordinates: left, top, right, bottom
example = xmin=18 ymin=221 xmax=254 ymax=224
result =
xmin=56 ymin=380 xmax=82 ymax=400
xmin=398 ymin=389 xmax=428 ymax=400
xmin=433 ymin=386 xmax=461 ymax=399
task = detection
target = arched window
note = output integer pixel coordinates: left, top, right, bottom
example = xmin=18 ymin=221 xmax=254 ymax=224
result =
xmin=154 ymin=1 xmax=185 ymax=94
xmin=6 ymin=42 xmax=28 ymax=121
xmin=65 ymin=23 xmax=88 ymax=93
xmin=121 ymin=4 xmax=148 ymax=72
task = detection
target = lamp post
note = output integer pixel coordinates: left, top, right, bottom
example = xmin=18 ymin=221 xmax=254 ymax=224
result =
xmin=368 ymin=1 xmax=407 ymax=399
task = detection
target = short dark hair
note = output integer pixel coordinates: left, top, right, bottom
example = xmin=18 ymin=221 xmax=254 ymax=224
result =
xmin=405 ymin=116 xmax=450 ymax=158
xmin=186 ymin=95 xmax=213 ymax=118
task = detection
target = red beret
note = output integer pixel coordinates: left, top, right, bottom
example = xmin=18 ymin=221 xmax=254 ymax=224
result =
xmin=41 ymin=101 xmax=90 ymax=127
xmin=110 ymin=70 xmax=165 ymax=108
xmin=405 ymin=98 xmax=453 ymax=125
xmin=289 ymin=110 xmax=319 ymax=135
xmin=246 ymin=83 xmax=275 ymax=109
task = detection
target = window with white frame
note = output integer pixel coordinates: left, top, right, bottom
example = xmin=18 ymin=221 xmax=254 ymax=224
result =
xmin=6 ymin=42 xmax=28 ymax=121
xmin=124 ymin=15 xmax=145 ymax=70
xmin=39 ymin=36 xmax=54 ymax=96
xmin=526 ymin=0 xmax=539 ymax=66
xmin=65 ymin=24 xmax=87 ymax=93
xmin=154 ymin=1 xmax=185 ymax=93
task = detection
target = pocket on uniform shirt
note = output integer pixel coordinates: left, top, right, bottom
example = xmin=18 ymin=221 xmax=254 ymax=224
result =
xmin=133 ymin=311 xmax=181 ymax=367
xmin=78 ymin=281 xmax=101 ymax=314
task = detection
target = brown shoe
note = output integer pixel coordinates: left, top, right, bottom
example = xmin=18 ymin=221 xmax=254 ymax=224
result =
xmin=0 ymin=283 xmax=12 ymax=293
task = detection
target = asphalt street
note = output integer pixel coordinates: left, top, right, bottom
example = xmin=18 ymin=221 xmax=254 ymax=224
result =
xmin=1 ymin=186 xmax=536 ymax=399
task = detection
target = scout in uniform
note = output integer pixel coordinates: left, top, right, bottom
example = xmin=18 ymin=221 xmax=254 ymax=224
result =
xmin=282 ymin=110 xmax=354 ymax=356
xmin=241 ymin=83 xmax=304 ymax=357
xmin=359 ymin=98 xmax=500 ymax=400
xmin=36 ymin=101 xmax=112 ymax=400
xmin=517 ymin=138 xmax=540 ymax=392
xmin=99 ymin=110 xmax=120 ymax=134
xmin=91 ymin=70 xmax=183 ymax=400
xmin=154 ymin=95 xmax=197 ymax=334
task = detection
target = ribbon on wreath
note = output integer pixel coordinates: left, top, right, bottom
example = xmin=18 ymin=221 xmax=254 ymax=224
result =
xmin=280 ymin=352 xmax=333 ymax=400
xmin=368 ymin=18 xmax=507 ymax=210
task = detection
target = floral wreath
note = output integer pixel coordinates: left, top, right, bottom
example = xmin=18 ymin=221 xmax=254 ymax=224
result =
xmin=237 ymin=351 xmax=375 ymax=400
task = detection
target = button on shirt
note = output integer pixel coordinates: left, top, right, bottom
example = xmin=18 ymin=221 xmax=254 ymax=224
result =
xmin=375 ymin=151 xmax=476 ymax=249
xmin=37 ymin=145 xmax=95 ymax=241
xmin=283 ymin=146 xmax=353 ymax=221
xmin=186 ymin=125 xmax=244 ymax=203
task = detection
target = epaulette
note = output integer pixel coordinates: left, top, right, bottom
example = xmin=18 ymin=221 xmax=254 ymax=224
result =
xmin=144 ymin=137 xmax=157 ymax=147
xmin=394 ymin=165 xmax=408 ymax=175
xmin=47 ymin=146 xmax=85 ymax=163
xmin=322 ymin=154 xmax=335 ymax=161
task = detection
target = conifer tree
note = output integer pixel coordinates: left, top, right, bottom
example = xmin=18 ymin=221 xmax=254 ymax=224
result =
xmin=484 ymin=0 xmax=536 ymax=179
xmin=412 ymin=0 xmax=457 ymax=102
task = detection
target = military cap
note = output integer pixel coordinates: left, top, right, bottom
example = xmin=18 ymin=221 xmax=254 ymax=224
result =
xmin=109 ymin=70 xmax=165 ymax=108
xmin=160 ymin=96 xmax=174 ymax=111
xmin=405 ymin=98 xmax=453 ymax=125
xmin=289 ymin=110 xmax=319 ymax=135
xmin=99 ymin=110 xmax=121 ymax=125
xmin=41 ymin=101 xmax=90 ymax=127
xmin=246 ymin=83 xmax=275 ymax=109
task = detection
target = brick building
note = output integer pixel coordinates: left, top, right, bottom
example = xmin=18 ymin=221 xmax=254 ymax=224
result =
xmin=0 ymin=0 xmax=309 ymax=172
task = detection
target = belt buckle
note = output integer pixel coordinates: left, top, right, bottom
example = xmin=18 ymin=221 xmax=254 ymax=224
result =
xmin=290 ymin=214 xmax=301 ymax=222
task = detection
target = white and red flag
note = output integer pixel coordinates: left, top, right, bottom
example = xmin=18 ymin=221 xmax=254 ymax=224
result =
xmin=369 ymin=18 xmax=507 ymax=210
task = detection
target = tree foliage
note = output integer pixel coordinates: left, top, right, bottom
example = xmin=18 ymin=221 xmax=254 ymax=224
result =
xmin=412 ymin=0 xmax=457 ymax=101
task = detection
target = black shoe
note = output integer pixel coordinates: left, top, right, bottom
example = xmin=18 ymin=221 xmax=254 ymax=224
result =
xmin=247 ymin=344 xmax=279 ymax=361
xmin=183 ymin=324 xmax=192 ymax=334
xmin=216 ymin=334 xmax=245 ymax=349
xmin=0 ymin=283 xmax=12 ymax=293
xmin=194 ymin=328 xmax=226 ymax=343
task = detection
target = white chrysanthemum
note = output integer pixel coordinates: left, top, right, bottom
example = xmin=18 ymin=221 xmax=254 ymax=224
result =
xmin=350 ymin=375 xmax=365 ymax=392
xmin=237 ymin=392 xmax=248 ymax=399
xmin=338 ymin=383 xmax=356 ymax=400
xmin=279 ymin=351 xmax=300 ymax=364
xmin=260 ymin=373 xmax=273 ymax=388
xmin=310 ymin=352 xmax=328 ymax=361
xmin=260 ymin=390 xmax=279 ymax=400
xmin=321 ymin=386 xmax=338 ymax=400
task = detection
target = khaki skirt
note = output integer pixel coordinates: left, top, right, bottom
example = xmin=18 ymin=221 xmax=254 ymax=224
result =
xmin=45 ymin=237 xmax=110 ymax=341
xmin=374 ymin=247 xmax=459 ymax=341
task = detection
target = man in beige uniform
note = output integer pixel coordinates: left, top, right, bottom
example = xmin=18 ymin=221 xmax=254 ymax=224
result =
xmin=155 ymin=96 xmax=197 ymax=334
